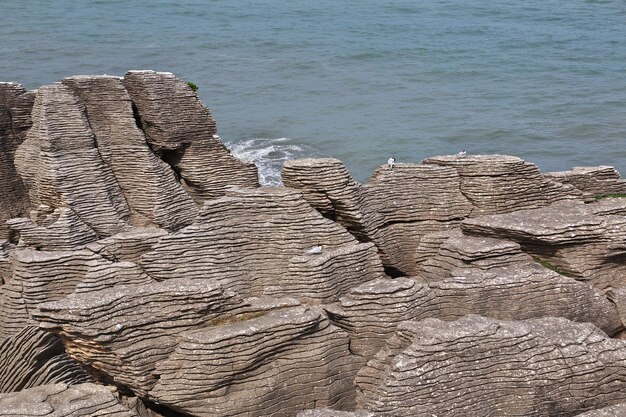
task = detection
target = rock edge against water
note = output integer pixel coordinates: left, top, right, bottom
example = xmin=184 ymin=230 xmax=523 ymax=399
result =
xmin=1 ymin=71 xmax=626 ymax=417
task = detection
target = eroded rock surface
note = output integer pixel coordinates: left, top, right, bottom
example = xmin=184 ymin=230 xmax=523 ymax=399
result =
xmin=462 ymin=200 xmax=626 ymax=291
xmin=0 ymin=83 xmax=34 ymax=240
xmin=62 ymin=75 xmax=198 ymax=231
xmin=139 ymin=187 xmax=379 ymax=302
xmin=151 ymin=305 xmax=359 ymax=416
xmin=34 ymin=278 xmax=245 ymax=396
xmin=123 ymin=70 xmax=259 ymax=202
xmin=355 ymin=316 xmax=626 ymax=416
xmin=0 ymin=326 xmax=91 ymax=393
xmin=0 ymin=383 xmax=137 ymax=417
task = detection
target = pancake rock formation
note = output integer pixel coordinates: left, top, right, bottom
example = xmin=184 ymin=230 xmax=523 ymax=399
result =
xmin=1 ymin=71 xmax=626 ymax=417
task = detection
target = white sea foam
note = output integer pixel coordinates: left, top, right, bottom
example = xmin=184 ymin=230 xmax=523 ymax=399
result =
xmin=225 ymin=138 xmax=314 ymax=186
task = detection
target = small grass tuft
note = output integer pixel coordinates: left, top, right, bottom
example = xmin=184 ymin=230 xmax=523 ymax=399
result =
xmin=222 ymin=144 xmax=231 ymax=154
xmin=533 ymin=256 xmax=571 ymax=276
xmin=594 ymin=193 xmax=626 ymax=201
xmin=186 ymin=81 xmax=199 ymax=92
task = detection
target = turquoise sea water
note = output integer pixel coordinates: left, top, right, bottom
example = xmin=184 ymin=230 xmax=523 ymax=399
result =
xmin=2 ymin=1 xmax=625 ymax=184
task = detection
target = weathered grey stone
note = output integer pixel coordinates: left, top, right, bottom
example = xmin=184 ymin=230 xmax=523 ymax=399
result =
xmin=86 ymin=227 xmax=168 ymax=264
xmin=282 ymin=158 xmax=372 ymax=239
xmin=327 ymin=263 xmax=621 ymax=364
xmin=419 ymin=229 xmax=533 ymax=281
xmin=74 ymin=260 xmax=156 ymax=294
xmin=575 ymin=402 xmax=626 ymax=417
xmin=545 ymin=166 xmax=626 ymax=201
xmin=34 ymin=278 xmax=246 ymax=396
xmin=139 ymin=187 xmax=378 ymax=302
xmin=0 ymin=83 xmax=33 ymax=240
xmin=7 ymin=208 xmax=98 ymax=250
xmin=461 ymin=200 xmax=626 ymax=291
xmin=151 ymin=305 xmax=359 ymax=416
xmin=356 ymin=315 xmax=626 ymax=416
xmin=298 ymin=410 xmax=375 ymax=417
xmin=423 ymin=154 xmax=581 ymax=215
xmin=0 ymin=383 xmax=138 ymax=416
xmin=0 ymin=326 xmax=91 ymax=393
xmin=0 ymin=249 xmax=102 ymax=339
xmin=62 ymin=75 xmax=198 ymax=231
xmin=123 ymin=70 xmax=259 ymax=202
xmin=14 ymin=83 xmax=131 ymax=237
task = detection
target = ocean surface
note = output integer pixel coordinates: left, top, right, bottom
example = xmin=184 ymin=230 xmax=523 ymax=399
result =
xmin=2 ymin=0 xmax=625 ymax=184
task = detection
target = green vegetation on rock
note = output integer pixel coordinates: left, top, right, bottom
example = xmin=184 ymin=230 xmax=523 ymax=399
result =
xmin=186 ymin=81 xmax=199 ymax=92
xmin=533 ymin=257 xmax=571 ymax=277
xmin=594 ymin=193 xmax=626 ymax=201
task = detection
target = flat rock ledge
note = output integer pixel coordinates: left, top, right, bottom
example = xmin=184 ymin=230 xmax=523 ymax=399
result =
xmin=1 ymin=71 xmax=626 ymax=417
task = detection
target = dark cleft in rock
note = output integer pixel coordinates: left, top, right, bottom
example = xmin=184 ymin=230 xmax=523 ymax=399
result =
xmin=0 ymin=83 xmax=34 ymax=240
xmin=122 ymin=70 xmax=259 ymax=202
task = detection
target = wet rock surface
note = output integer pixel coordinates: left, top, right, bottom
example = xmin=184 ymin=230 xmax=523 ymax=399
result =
xmin=1 ymin=72 xmax=625 ymax=416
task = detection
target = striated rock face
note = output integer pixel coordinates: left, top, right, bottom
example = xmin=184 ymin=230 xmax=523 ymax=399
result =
xmin=151 ymin=305 xmax=359 ymax=416
xmin=0 ymin=83 xmax=34 ymax=240
xmin=123 ymin=70 xmax=259 ymax=202
xmin=576 ymin=402 xmax=626 ymax=417
xmin=14 ymin=83 xmax=131 ymax=237
xmin=545 ymin=166 xmax=626 ymax=201
xmin=2 ymin=71 xmax=626 ymax=417
xmin=62 ymin=75 xmax=198 ymax=231
xmin=461 ymin=200 xmax=626 ymax=291
xmin=34 ymin=278 xmax=245 ymax=396
xmin=0 ymin=249 xmax=102 ymax=339
xmin=355 ymin=316 xmax=626 ymax=416
xmin=327 ymin=263 xmax=621 ymax=363
xmin=282 ymin=158 xmax=371 ymax=239
xmin=423 ymin=154 xmax=581 ymax=215
xmin=298 ymin=411 xmax=375 ymax=417
xmin=139 ymin=187 xmax=379 ymax=302
xmin=0 ymin=326 xmax=91 ymax=393
xmin=0 ymin=383 xmax=137 ymax=417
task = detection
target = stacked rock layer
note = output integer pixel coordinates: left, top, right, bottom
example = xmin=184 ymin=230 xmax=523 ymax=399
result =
xmin=1 ymin=72 xmax=626 ymax=417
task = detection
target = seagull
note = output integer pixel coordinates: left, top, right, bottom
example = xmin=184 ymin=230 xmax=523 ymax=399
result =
xmin=304 ymin=245 xmax=323 ymax=255
xmin=456 ymin=150 xmax=466 ymax=158
xmin=387 ymin=157 xmax=396 ymax=171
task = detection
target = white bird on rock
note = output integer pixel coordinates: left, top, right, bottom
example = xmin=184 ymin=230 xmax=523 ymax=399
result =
xmin=456 ymin=150 xmax=466 ymax=158
xmin=387 ymin=157 xmax=396 ymax=171
xmin=305 ymin=245 xmax=323 ymax=255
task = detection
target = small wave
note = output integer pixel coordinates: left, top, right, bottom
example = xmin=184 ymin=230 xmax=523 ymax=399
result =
xmin=225 ymin=137 xmax=314 ymax=186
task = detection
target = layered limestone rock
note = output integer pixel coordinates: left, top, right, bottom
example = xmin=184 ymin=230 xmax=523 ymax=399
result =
xmin=14 ymin=83 xmax=131 ymax=237
xmin=327 ymin=264 xmax=621 ymax=362
xmin=361 ymin=163 xmax=473 ymax=274
xmin=545 ymin=166 xmax=626 ymax=201
xmin=85 ymin=227 xmax=168 ymax=264
xmin=355 ymin=316 xmax=626 ymax=416
xmin=122 ymin=70 xmax=259 ymax=202
xmin=282 ymin=158 xmax=371 ymax=239
xmin=62 ymin=75 xmax=198 ymax=231
xmin=0 ymin=83 xmax=34 ymax=240
xmin=34 ymin=278 xmax=245 ymax=396
xmin=73 ymin=261 xmax=156 ymax=294
xmin=461 ymin=200 xmax=626 ymax=291
xmin=0 ymin=249 xmax=102 ymax=339
xmin=298 ymin=410 xmax=375 ymax=417
xmin=139 ymin=187 xmax=377 ymax=302
xmin=423 ymin=154 xmax=581 ymax=215
xmin=7 ymin=208 xmax=98 ymax=250
xmin=151 ymin=305 xmax=359 ymax=416
xmin=576 ymin=403 xmax=626 ymax=417
xmin=418 ymin=229 xmax=533 ymax=281
xmin=325 ymin=278 xmax=437 ymax=359
xmin=0 ymin=326 xmax=91 ymax=393
xmin=0 ymin=383 xmax=137 ymax=417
